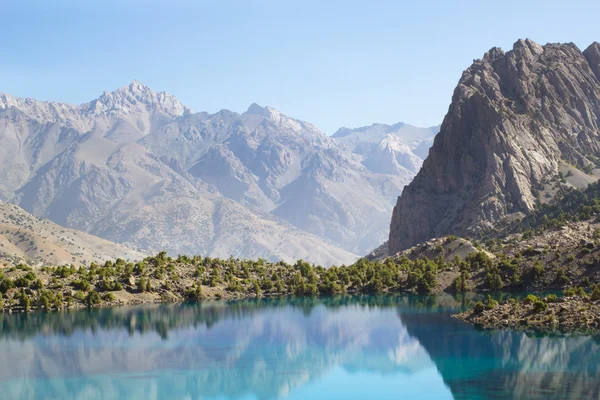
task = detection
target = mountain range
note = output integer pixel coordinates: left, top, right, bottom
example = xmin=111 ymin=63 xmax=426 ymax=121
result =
xmin=0 ymin=82 xmax=436 ymax=265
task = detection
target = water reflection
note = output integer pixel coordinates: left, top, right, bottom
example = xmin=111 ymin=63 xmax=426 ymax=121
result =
xmin=0 ymin=295 xmax=598 ymax=400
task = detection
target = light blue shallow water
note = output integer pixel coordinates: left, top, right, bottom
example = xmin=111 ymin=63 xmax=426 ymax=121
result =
xmin=0 ymin=295 xmax=598 ymax=400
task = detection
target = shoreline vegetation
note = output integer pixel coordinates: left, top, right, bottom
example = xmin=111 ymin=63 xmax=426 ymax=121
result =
xmin=1 ymin=251 xmax=443 ymax=314
xmin=2 ymin=239 xmax=599 ymax=337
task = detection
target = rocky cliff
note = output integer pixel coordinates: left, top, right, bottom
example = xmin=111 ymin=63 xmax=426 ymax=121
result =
xmin=389 ymin=39 xmax=600 ymax=255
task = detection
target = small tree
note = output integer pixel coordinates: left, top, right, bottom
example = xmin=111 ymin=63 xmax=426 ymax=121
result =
xmin=473 ymin=301 xmax=485 ymax=313
xmin=86 ymin=291 xmax=102 ymax=306
xmin=137 ymin=277 xmax=147 ymax=293
xmin=533 ymin=299 xmax=548 ymax=313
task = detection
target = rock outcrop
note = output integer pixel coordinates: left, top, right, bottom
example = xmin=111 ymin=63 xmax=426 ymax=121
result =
xmin=389 ymin=39 xmax=600 ymax=254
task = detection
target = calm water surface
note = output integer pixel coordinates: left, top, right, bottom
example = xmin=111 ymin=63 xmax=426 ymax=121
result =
xmin=0 ymin=295 xmax=599 ymax=400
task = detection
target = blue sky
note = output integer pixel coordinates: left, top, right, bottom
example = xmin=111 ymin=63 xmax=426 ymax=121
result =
xmin=1 ymin=0 xmax=599 ymax=133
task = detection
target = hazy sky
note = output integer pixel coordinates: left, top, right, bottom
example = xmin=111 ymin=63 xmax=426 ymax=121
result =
xmin=1 ymin=0 xmax=599 ymax=133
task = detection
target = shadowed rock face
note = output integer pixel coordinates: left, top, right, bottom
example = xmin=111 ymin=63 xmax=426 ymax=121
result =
xmin=389 ymin=39 xmax=600 ymax=255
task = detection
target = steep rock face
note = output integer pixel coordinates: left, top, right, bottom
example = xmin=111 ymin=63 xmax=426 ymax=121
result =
xmin=389 ymin=39 xmax=600 ymax=254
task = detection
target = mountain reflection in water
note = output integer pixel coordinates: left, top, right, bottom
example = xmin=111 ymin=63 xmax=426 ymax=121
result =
xmin=0 ymin=295 xmax=598 ymax=400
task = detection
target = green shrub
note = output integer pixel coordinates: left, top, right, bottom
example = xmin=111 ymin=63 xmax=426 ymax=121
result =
xmin=511 ymin=273 xmax=522 ymax=286
xmin=452 ymin=271 xmax=470 ymax=292
xmin=74 ymin=291 xmax=87 ymax=301
xmin=97 ymin=279 xmax=123 ymax=292
xmin=0 ymin=278 xmax=15 ymax=294
xmin=523 ymin=294 xmax=539 ymax=304
xmin=72 ymin=279 xmax=91 ymax=292
xmin=37 ymin=290 xmax=63 ymax=310
xmin=86 ymin=291 xmax=102 ymax=306
xmin=252 ymin=280 xmax=262 ymax=296
xmin=136 ymin=277 xmax=148 ymax=292
xmin=195 ymin=266 xmax=206 ymax=277
xmin=184 ymin=284 xmax=203 ymax=300
xmin=529 ymin=262 xmax=545 ymax=279
xmin=30 ymin=279 xmax=44 ymax=290
xmin=13 ymin=276 xmax=31 ymax=288
xmin=226 ymin=280 xmax=244 ymax=293
xmin=485 ymin=272 xmax=503 ymax=290
xmin=101 ymin=292 xmax=115 ymax=302
xmin=546 ymin=293 xmax=558 ymax=303
xmin=563 ymin=286 xmax=586 ymax=297
xmin=533 ymin=299 xmax=548 ymax=313
xmin=485 ymin=295 xmax=498 ymax=310
xmin=473 ymin=301 xmax=485 ymax=313
xmin=591 ymin=286 xmax=600 ymax=301
xmin=23 ymin=272 xmax=37 ymax=281
xmin=17 ymin=289 xmax=31 ymax=312
xmin=554 ymin=268 xmax=569 ymax=285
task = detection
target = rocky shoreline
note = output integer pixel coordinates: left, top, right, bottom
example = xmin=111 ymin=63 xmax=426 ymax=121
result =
xmin=454 ymin=293 xmax=600 ymax=336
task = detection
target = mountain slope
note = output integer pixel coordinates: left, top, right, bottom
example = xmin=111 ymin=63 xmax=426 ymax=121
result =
xmin=6 ymin=127 xmax=356 ymax=266
xmin=389 ymin=39 xmax=600 ymax=255
xmin=0 ymin=202 xmax=145 ymax=266
xmin=142 ymin=104 xmax=417 ymax=254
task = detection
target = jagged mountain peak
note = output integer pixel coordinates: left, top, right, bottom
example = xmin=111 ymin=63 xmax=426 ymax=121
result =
xmin=237 ymin=103 xmax=329 ymax=144
xmin=0 ymin=81 xmax=193 ymax=127
xmin=482 ymin=46 xmax=505 ymax=62
xmin=243 ymin=102 xmax=285 ymax=122
xmin=332 ymin=123 xmax=398 ymax=138
xmin=246 ymin=102 xmax=268 ymax=115
xmin=102 ymin=80 xmax=154 ymax=100
xmin=586 ymin=41 xmax=600 ymax=54
xmin=332 ymin=121 xmax=438 ymax=146
xmin=511 ymin=37 xmax=544 ymax=55
xmin=88 ymin=81 xmax=193 ymax=118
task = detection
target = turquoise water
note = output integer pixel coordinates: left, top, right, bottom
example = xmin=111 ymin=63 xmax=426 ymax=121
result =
xmin=0 ymin=295 xmax=599 ymax=400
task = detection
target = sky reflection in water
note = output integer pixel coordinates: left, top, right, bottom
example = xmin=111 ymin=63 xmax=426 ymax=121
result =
xmin=0 ymin=295 xmax=598 ymax=400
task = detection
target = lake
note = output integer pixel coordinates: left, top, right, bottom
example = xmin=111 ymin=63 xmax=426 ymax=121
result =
xmin=0 ymin=295 xmax=598 ymax=400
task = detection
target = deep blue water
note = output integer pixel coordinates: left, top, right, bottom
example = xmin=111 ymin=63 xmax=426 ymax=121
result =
xmin=0 ymin=295 xmax=599 ymax=400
